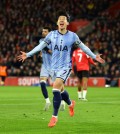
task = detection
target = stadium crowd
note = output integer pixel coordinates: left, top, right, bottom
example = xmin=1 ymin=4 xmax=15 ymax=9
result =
xmin=85 ymin=11 xmax=120 ymax=86
xmin=0 ymin=0 xmax=120 ymax=86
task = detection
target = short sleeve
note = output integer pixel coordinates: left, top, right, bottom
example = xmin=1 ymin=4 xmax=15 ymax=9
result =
xmin=74 ymin=33 xmax=81 ymax=44
xmin=44 ymin=31 xmax=52 ymax=45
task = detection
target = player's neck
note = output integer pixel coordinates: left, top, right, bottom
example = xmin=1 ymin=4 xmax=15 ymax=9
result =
xmin=58 ymin=28 xmax=67 ymax=35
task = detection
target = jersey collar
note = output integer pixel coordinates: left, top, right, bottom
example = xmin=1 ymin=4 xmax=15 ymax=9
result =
xmin=57 ymin=30 xmax=69 ymax=35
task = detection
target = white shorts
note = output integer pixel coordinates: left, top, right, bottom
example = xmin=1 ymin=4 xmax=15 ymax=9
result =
xmin=51 ymin=68 xmax=71 ymax=83
xmin=40 ymin=65 xmax=51 ymax=78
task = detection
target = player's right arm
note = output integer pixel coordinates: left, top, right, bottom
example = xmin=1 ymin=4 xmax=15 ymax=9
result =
xmin=17 ymin=41 xmax=48 ymax=62
xmin=26 ymin=41 xmax=48 ymax=57
xmin=74 ymin=33 xmax=105 ymax=64
xmin=17 ymin=32 xmax=52 ymax=62
xmin=27 ymin=32 xmax=52 ymax=57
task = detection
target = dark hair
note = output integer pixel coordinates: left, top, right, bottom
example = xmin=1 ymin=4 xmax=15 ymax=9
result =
xmin=43 ymin=27 xmax=51 ymax=32
xmin=56 ymin=10 xmax=70 ymax=22
xmin=70 ymin=42 xmax=79 ymax=57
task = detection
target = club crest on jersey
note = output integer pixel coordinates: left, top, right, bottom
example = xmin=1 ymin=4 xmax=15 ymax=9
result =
xmin=54 ymin=45 xmax=68 ymax=51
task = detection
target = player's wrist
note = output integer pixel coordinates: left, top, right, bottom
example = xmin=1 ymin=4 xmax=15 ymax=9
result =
xmin=26 ymin=53 xmax=30 ymax=58
xmin=93 ymin=55 xmax=96 ymax=59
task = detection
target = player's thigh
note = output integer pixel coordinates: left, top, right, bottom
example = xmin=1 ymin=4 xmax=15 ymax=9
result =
xmin=53 ymin=78 xmax=64 ymax=90
xmin=61 ymin=85 xmax=65 ymax=92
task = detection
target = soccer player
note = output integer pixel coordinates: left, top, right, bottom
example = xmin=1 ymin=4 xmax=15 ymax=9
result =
xmin=40 ymin=27 xmax=65 ymax=111
xmin=39 ymin=27 xmax=52 ymax=111
xmin=17 ymin=11 xmax=105 ymax=127
xmin=72 ymin=42 xmax=97 ymax=101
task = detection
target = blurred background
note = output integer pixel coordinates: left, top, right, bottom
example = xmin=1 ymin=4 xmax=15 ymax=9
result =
xmin=0 ymin=0 xmax=120 ymax=87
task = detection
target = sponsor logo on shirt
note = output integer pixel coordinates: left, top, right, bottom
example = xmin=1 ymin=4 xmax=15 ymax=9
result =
xmin=54 ymin=45 xmax=68 ymax=51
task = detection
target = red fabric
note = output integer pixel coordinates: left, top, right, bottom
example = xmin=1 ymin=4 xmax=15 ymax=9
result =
xmin=72 ymin=48 xmax=95 ymax=71
xmin=107 ymin=1 xmax=120 ymax=17
xmin=67 ymin=19 xmax=90 ymax=32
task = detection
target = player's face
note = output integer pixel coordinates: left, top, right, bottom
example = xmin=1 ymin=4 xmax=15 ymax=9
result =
xmin=42 ymin=29 xmax=49 ymax=38
xmin=57 ymin=16 xmax=69 ymax=30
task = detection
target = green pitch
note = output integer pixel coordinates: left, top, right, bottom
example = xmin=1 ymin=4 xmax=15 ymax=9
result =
xmin=0 ymin=86 xmax=120 ymax=134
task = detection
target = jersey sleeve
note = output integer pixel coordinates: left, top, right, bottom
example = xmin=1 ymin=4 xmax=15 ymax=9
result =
xmin=73 ymin=33 xmax=96 ymax=59
xmin=44 ymin=31 xmax=52 ymax=45
xmin=26 ymin=41 xmax=47 ymax=57
xmin=39 ymin=38 xmax=44 ymax=44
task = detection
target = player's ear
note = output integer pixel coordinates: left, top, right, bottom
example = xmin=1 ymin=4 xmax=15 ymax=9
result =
xmin=67 ymin=21 xmax=69 ymax=25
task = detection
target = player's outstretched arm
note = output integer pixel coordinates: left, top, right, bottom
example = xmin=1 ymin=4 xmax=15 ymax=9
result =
xmin=26 ymin=41 xmax=48 ymax=57
xmin=76 ymin=39 xmax=105 ymax=64
xmin=17 ymin=51 xmax=27 ymax=62
xmin=17 ymin=41 xmax=48 ymax=62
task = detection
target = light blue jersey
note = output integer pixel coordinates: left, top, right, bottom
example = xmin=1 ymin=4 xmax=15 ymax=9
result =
xmin=44 ymin=30 xmax=96 ymax=70
xmin=27 ymin=30 xmax=96 ymax=71
xmin=39 ymin=38 xmax=52 ymax=70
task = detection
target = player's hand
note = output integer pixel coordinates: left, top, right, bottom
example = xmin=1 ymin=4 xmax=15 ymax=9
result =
xmin=71 ymin=70 xmax=76 ymax=77
xmin=95 ymin=54 xmax=105 ymax=64
xmin=39 ymin=52 xmax=42 ymax=57
xmin=48 ymin=50 xmax=52 ymax=54
xmin=17 ymin=51 xmax=27 ymax=62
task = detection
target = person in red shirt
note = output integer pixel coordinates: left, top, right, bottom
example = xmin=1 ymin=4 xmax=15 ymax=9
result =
xmin=72 ymin=42 xmax=97 ymax=101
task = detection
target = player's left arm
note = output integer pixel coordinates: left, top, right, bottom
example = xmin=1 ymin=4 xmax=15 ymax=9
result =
xmin=74 ymin=34 xmax=105 ymax=64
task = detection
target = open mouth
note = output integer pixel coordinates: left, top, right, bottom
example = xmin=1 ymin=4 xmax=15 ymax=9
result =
xmin=60 ymin=23 xmax=64 ymax=27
